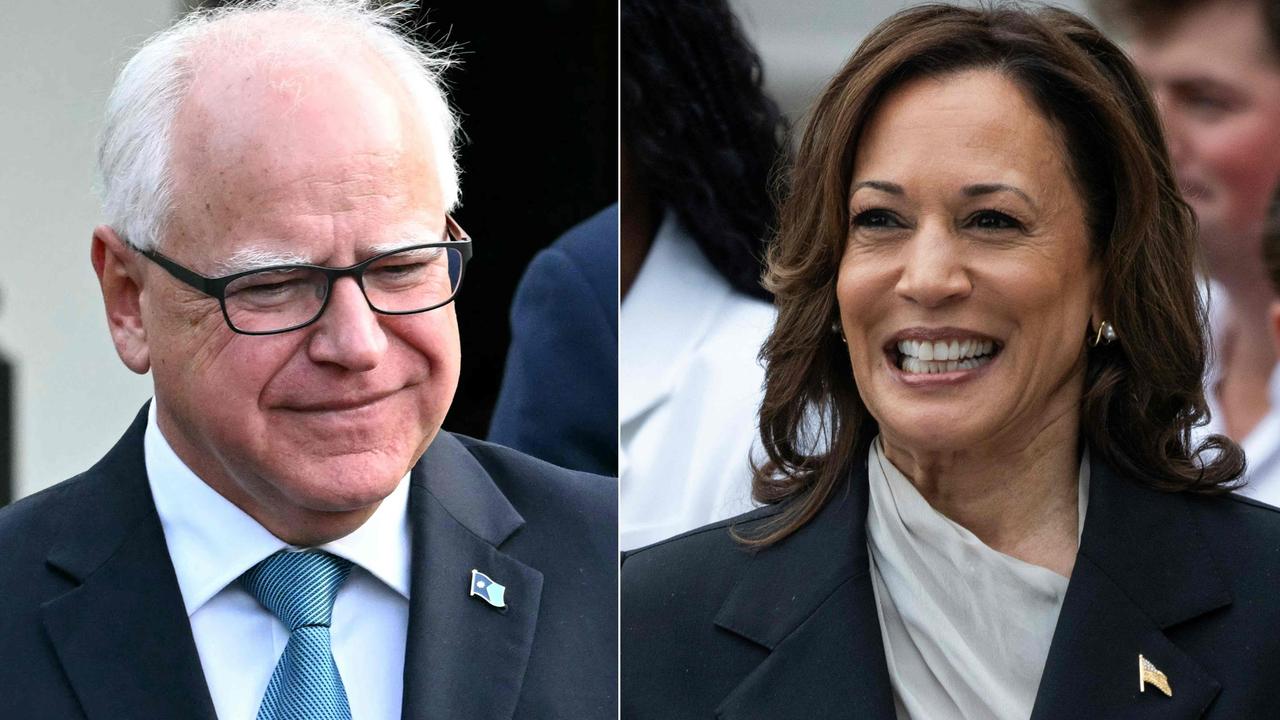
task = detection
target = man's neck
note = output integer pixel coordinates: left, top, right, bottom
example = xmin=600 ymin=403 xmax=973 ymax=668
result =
xmin=1213 ymin=285 xmax=1276 ymax=440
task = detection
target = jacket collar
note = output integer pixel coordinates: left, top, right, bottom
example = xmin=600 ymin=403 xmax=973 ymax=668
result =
xmin=712 ymin=448 xmax=1230 ymax=720
xmin=1030 ymin=455 xmax=1228 ymax=720
xmin=42 ymin=404 xmax=219 ymax=720
xmin=42 ymin=407 xmax=545 ymax=720
xmin=712 ymin=454 xmax=897 ymax=719
xmin=401 ymin=431 xmax=544 ymax=720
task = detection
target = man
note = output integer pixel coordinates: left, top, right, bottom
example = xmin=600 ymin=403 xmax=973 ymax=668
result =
xmin=0 ymin=2 xmax=616 ymax=718
xmin=1093 ymin=0 xmax=1280 ymax=501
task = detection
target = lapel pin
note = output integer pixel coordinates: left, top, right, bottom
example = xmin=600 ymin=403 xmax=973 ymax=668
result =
xmin=470 ymin=568 xmax=507 ymax=609
xmin=1139 ymin=654 xmax=1173 ymax=697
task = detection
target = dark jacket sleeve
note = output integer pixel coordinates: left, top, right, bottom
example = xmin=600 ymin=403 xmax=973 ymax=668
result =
xmin=488 ymin=205 xmax=618 ymax=476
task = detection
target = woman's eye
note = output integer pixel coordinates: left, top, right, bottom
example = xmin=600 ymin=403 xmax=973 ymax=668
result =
xmin=968 ymin=210 xmax=1021 ymax=231
xmin=852 ymin=209 xmax=903 ymax=229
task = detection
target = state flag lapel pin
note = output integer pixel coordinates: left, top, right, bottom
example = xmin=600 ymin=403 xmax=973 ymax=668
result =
xmin=470 ymin=568 xmax=507 ymax=609
xmin=1139 ymin=654 xmax=1173 ymax=697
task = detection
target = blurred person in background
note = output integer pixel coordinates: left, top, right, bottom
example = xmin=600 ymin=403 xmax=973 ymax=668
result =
xmin=489 ymin=204 xmax=619 ymax=477
xmin=624 ymin=5 xmax=1280 ymax=718
xmin=1092 ymin=0 xmax=1280 ymax=502
xmin=620 ymin=0 xmax=789 ymax=551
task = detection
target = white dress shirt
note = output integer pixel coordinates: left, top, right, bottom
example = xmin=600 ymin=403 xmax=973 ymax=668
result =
xmin=866 ymin=438 xmax=1088 ymax=720
xmin=144 ymin=402 xmax=411 ymax=720
xmin=620 ymin=212 xmax=775 ymax=551
xmin=1199 ymin=283 xmax=1280 ymax=507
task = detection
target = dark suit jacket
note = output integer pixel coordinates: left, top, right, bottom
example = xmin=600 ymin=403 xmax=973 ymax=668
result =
xmin=0 ymin=405 xmax=617 ymax=719
xmin=488 ymin=204 xmax=619 ymax=476
xmin=622 ymin=450 xmax=1280 ymax=719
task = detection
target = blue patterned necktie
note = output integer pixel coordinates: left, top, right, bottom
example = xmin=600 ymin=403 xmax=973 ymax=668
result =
xmin=241 ymin=550 xmax=354 ymax=720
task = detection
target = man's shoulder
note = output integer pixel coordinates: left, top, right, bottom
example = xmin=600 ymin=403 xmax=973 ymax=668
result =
xmin=0 ymin=473 xmax=91 ymax=552
xmin=448 ymin=432 xmax=616 ymax=521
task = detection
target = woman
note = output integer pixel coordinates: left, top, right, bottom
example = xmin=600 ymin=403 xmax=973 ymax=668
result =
xmin=619 ymin=0 xmax=788 ymax=550
xmin=621 ymin=5 xmax=1280 ymax=719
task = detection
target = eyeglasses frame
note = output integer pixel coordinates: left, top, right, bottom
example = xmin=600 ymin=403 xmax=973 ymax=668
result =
xmin=129 ymin=215 xmax=473 ymax=335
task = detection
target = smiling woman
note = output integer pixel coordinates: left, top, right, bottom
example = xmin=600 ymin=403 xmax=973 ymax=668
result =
xmin=621 ymin=4 xmax=1280 ymax=719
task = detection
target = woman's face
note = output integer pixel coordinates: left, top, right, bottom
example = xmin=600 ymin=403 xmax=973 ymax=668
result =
xmin=836 ymin=69 xmax=1100 ymax=457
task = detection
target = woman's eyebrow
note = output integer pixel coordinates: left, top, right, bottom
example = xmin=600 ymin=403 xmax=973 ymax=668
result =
xmin=963 ymin=183 xmax=1037 ymax=210
xmin=851 ymin=180 xmax=905 ymax=195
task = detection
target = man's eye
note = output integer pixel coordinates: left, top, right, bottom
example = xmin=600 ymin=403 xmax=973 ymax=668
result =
xmin=851 ymin=209 xmax=904 ymax=229
xmin=372 ymin=262 xmax=429 ymax=279
xmin=967 ymin=210 xmax=1021 ymax=231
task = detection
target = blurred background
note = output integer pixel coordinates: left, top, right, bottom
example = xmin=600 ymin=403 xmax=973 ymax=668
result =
xmin=727 ymin=0 xmax=1095 ymax=127
xmin=0 ymin=0 xmax=616 ymax=502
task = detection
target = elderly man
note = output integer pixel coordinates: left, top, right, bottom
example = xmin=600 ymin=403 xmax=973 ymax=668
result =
xmin=0 ymin=2 xmax=616 ymax=719
xmin=1092 ymin=0 xmax=1280 ymax=503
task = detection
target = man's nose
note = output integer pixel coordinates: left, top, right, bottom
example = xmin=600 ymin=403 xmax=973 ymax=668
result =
xmin=894 ymin=222 xmax=973 ymax=308
xmin=306 ymin=277 xmax=388 ymax=371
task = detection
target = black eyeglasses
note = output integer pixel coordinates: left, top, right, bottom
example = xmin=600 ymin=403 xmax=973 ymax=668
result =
xmin=131 ymin=216 xmax=473 ymax=335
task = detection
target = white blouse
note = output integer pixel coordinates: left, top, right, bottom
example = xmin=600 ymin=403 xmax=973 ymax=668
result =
xmin=866 ymin=438 xmax=1089 ymax=720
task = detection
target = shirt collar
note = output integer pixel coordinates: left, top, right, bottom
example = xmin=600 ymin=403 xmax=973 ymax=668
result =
xmin=144 ymin=401 xmax=412 ymax=616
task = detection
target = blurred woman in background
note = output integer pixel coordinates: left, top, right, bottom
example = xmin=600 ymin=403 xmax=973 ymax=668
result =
xmin=620 ymin=0 xmax=788 ymax=551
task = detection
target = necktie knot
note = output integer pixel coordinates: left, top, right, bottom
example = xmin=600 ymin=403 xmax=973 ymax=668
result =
xmin=241 ymin=550 xmax=352 ymax=631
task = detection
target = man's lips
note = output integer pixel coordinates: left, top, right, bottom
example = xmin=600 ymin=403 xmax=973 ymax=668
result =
xmin=279 ymin=390 xmax=400 ymax=413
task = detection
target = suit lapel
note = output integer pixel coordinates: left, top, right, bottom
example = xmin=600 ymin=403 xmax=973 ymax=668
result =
xmin=401 ymin=433 xmax=543 ymax=720
xmin=41 ymin=406 xmax=217 ymax=720
xmin=1030 ymin=457 xmax=1228 ymax=720
xmin=713 ymin=458 xmax=896 ymax=720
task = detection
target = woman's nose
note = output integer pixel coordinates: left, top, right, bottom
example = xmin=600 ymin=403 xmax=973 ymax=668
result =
xmin=894 ymin=224 xmax=973 ymax=307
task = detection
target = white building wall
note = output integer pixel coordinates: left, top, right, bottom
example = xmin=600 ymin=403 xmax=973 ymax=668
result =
xmin=0 ymin=1 xmax=178 ymax=498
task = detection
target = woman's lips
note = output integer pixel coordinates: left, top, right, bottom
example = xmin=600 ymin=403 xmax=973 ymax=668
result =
xmin=884 ymin=334 xmax=1003 ymax=386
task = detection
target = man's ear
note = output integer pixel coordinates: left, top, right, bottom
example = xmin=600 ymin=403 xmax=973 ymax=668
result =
xmin=91 ymin=226 xmax=151 ymax=374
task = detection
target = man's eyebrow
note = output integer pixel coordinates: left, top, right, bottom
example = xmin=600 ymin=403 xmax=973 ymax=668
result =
xmin=365 ymin=224 xmax=449 ymax=256
xmin=962 ymin=183 xmax=1038 ymax=211
xmin=213 ymin=247 xmax=313 ymax=276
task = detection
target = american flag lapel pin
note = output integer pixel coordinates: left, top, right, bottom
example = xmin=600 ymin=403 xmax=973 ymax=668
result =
xmin=1139 ymin=654 xmax=1173 ymax=697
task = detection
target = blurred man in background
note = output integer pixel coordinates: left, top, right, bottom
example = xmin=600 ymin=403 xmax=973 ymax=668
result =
xmin=1094 ymin=0 xmax=1280 ymax=502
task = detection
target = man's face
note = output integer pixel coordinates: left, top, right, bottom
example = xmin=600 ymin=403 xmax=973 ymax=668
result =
xmin=140 ymin=52 xmax=459 ymax=537
xmin=1128 ymin=0 xmax=1280 ymax=285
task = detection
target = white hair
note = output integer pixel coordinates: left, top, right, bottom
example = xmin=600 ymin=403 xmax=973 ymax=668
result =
xmin=97 ymin=0 xmax=460 ymax=251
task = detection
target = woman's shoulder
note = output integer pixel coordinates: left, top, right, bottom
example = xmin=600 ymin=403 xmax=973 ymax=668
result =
xmin=1185 ymin=491 xmax=1280 ymax=579
xmin=622 ymin=504 xmax=782 ymax=585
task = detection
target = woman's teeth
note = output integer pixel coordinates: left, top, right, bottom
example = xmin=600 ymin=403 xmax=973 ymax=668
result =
xmin=895 ymin=338 xmax=996 ymax=374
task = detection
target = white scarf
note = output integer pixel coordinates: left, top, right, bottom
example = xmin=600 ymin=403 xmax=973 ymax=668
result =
xmin=866 ymin=438 xmax=1089 ymax=720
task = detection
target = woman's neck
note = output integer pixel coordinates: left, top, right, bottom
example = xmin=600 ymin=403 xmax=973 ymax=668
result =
xmin=880 ymin=406 xmax=1082 ymax=577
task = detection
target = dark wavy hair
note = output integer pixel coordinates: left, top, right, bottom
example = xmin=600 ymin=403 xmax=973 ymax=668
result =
xmin=746 ymin=3 xmax=1245 ymax=546
xmin=620 ymin=0 xmax=788 ymax=300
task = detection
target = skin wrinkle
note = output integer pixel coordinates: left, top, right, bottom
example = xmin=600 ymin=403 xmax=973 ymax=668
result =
xmin=838 ymin=71 xmax=1098 ymax=577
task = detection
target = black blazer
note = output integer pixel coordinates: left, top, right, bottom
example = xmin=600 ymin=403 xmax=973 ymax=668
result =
xmin=0 ymin=405 xmax=617 ymax=719
xmin=622 ymin=450 xmax=1280 ymax=719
